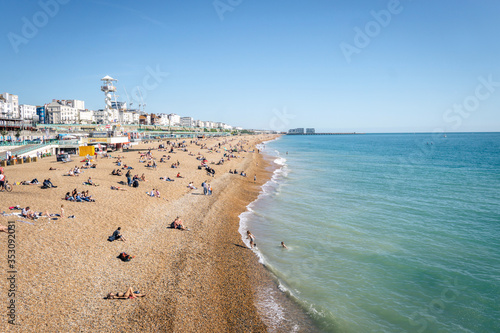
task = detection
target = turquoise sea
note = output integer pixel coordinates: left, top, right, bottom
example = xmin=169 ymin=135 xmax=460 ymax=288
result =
xmin=239 ymin=133 xmax=500 ymax=333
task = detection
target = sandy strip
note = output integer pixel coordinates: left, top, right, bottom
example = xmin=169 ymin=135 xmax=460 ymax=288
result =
xmin=0 ymin=134 xmax=316 ymax=332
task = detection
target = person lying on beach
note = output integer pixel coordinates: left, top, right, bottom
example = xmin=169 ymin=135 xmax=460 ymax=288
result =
xmin=160 ymin=177 xmax=174 ymax=182
xmin=106 ymin=287 xmax=145 ymax=299
xmin=187 ymin=182 xmax=197 ymax=190
xmin=67 ymin=169 xmax=77 ymax=176
xmin=0 ymin=225 xmax=10 ymax=232
xmin=111 ymin=185 xmax=127 ymax=191
xmin=108 ymin=227 xmax=126 ymax=242
xmin=49 ymin=167 xmax=58 ymax=170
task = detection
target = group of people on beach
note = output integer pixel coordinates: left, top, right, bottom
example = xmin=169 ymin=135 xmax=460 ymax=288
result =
xmin=64 ymin=189 xmax=95 ymax=202
xmin=1 ymin=135 xmax=279 ymax=305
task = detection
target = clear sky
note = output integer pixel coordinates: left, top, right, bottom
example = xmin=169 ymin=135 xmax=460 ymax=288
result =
xmin=1 ymin=0 xmax=499 ymax=132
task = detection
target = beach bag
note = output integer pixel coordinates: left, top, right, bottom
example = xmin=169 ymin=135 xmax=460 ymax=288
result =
xmin=119 ymin=252 xmax=133 ymax=262
xmin=133 ymin=180 xmax=139 ymax=188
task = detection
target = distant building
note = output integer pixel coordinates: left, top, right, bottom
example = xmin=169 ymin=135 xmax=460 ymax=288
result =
xmin=0 ymin=93 xmax=19 ymax=119
xmin=111 ymin=101 xmax=127 ymax=110
xmin=167 ymin=113 xmax=181 ymax=126
xmin=180 ymin=116 xmax=194 ymax=128
xmin=36 ymin=106 xmax=46 ymax=124
xmin=78 ymin=110 xmax=94 ymax=124
xmin=306 ymin=128 xmax=315 ymax=134
xmin=46 ymin=100 xmax=80 ymax=124
xmin=288 ymin=128 xmax=305 ymax=134
xmin=19 ymin=104 xmax=37 ymax=120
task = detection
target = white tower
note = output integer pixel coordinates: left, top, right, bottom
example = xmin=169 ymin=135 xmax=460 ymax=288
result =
xmin=101 ymin=75 xmax=118 ymax=123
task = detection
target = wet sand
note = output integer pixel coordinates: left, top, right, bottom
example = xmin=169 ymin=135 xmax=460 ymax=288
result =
xmin=0 ymin=134 xmax=316 ymax=332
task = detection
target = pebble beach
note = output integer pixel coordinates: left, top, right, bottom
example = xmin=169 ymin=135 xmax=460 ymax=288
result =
xmin=0 ymin=134 xmax=315 ymax=332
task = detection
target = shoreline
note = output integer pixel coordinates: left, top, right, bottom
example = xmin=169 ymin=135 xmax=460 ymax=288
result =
xmin=0 ymin=134 xmax=314 ymax=332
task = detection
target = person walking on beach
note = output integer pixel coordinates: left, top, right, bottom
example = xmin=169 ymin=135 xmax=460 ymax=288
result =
xmin=254 ymin=174 xmax=256 ymax=183
xmin=247 ymin=230 xmax=255 ymax=248
xmin=202 ymin=180 xmax=208 ymax=195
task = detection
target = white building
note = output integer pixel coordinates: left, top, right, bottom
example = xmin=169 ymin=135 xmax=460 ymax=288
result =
xmin=120 ymin=110 xmax=139 ymax=124
xmin=168 ymin=113 xmax=181 ymax=126
xmin=94 ymin=108 xmax=120 ymax=124
xmin=0 ymin=93 xmax=19 ymax=119
xmin=180 ymin=116 xmax=194 ymax=128
xmin=69 ymin=100 xmax=85 ymax=110
xmin=19 ymin=104 xmax=37 ymax=120
xmin=78 ymin=110 xmax=94 ymax=124
xmin=46 ymin=100 xmax=80 ymax=124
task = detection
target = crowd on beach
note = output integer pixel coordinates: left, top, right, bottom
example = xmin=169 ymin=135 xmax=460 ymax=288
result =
xmin=0 ymin=135 xmax=289 ymax=307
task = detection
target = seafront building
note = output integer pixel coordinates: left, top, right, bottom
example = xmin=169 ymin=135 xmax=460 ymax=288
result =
xmin=19 ymin=104 xmax=37 ymax=120
xmin=181 ymin=116 xmax=195 ymax=128
xmin=288 ymin=128 xmax=305 ymax=134
xmin=0 ymin=93 xmax=19 ymax=119
xmin=45 ymin=99 xmax=85 ymax=124
xmin=1 ymin=78 xmax=240 ymax=131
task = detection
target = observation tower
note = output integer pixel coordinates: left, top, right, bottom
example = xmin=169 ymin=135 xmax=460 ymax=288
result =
xmin=101 ymin=75 xmax=117 ymax=122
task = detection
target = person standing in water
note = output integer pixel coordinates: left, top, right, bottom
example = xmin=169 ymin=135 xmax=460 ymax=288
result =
xmin=247 ymin=230 xmax=255 ymax=248
xmin=281 ymin=241 xmax=288 ymax=249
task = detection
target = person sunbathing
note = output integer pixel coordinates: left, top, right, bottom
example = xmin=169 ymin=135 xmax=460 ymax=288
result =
xmin=0 ymin=225 xmax=9 ymax=232
xmin=172 ymin=217 xmax=186 ymax=230
xmin=188 ymin=182 xmax=196 ymax=189
xmin=140 ymin=173 xmax=147 ymax=181
xmin=160 ymin=177 xmax=174 ymax=182
xmin=176 ymin=173 xmax=183 ymax=178
xmin=106 ymin=287 xmax=145 ymax=299
xmin=111 ymin=185 xmax=127 ymax=191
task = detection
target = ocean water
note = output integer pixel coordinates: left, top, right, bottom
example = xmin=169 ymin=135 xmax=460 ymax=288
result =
xmin=239 ymin=133 xmax=500 ymax=333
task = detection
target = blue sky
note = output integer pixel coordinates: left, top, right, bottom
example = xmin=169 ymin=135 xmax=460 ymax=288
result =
xmin=1 ymin=0 xmax=499 ymax=132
